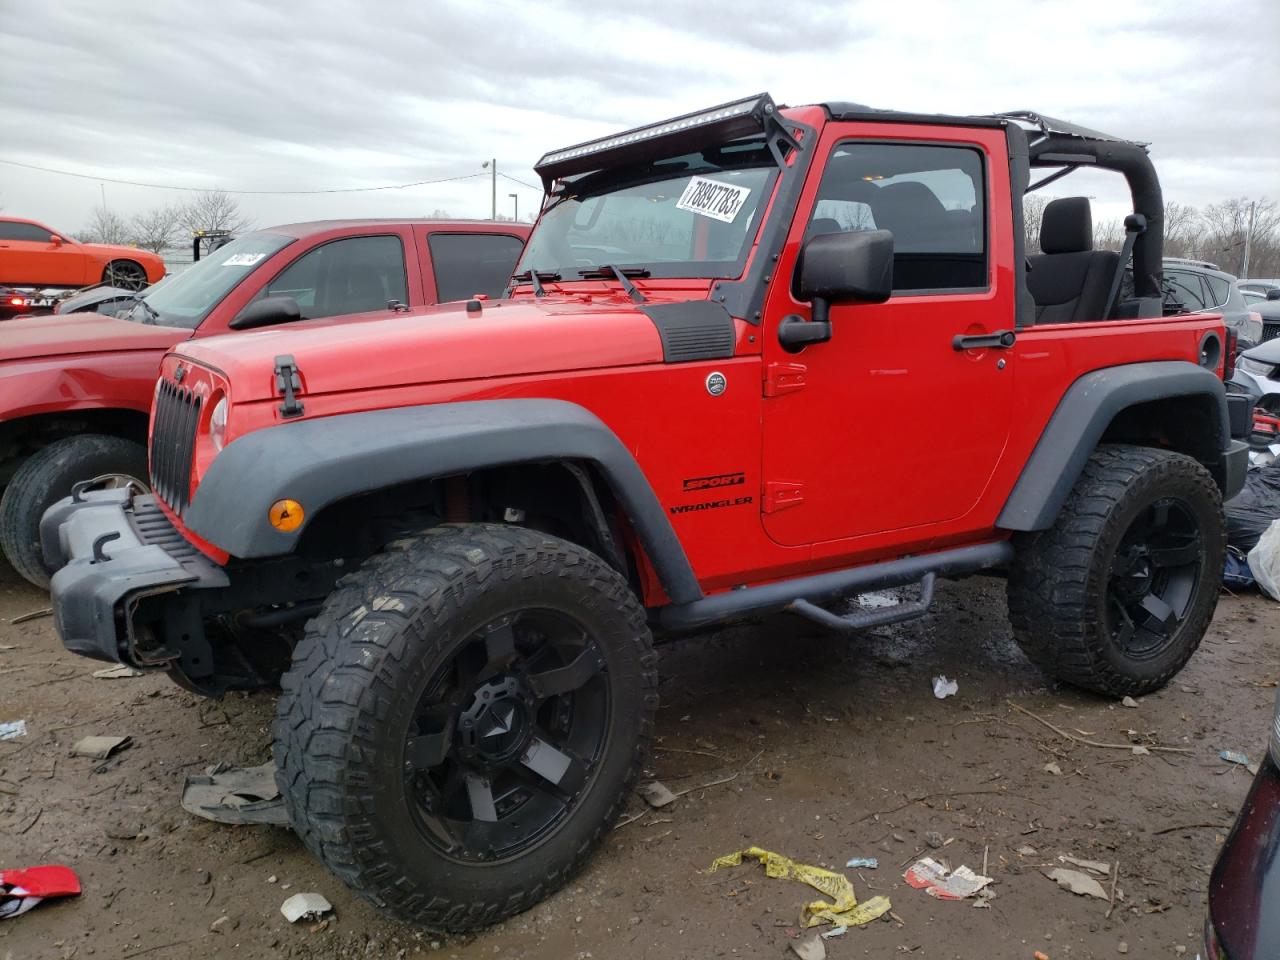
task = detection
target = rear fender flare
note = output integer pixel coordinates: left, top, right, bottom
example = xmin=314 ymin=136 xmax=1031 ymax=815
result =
xmin=182 ymin=399 xmax=703 ymax=604
xmin=997 ymin=361 xmax=1230 ymax=531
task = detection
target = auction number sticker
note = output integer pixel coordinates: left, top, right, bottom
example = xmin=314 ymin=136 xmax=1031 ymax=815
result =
xmin=222 ymin=253 xmax=266 ymax=267
xmin=676 ymin=176 xmax=752 ymax=224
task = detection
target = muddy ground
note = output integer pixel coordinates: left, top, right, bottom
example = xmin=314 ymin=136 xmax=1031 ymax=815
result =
xmin=1 ymin=554 xmax=1276 ymax=960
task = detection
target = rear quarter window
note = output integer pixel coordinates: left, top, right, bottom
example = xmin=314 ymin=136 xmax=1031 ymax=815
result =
xmin=428 ymin=233 xmax=525 ymax=302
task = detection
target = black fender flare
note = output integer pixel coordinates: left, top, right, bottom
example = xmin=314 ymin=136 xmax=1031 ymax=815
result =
xmin=183 ymin=399 xmax=703 ymax=604
xmin=997 ymin=361 xmax=1232 ymax=531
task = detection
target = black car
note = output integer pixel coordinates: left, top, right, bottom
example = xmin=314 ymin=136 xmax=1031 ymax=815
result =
xmin=1205 ymin=687 xmax=1280 ymax=958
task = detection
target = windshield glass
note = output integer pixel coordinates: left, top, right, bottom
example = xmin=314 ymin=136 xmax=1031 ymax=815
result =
xmin=516 ymin=138 xmax=779 ymax=281
xmin=128 ymin=232 xmax=294 ymax=328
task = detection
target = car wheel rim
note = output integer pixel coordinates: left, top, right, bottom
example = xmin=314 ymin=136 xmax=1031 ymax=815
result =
xmin=85 ymin=473 xmax=148 ymax=496
xmin=1105 ymin=497 xmax=1202 ymax=660
xmin=108 ymin=263 xmax=148 ymax=291
xmin=403 ymin=609 xmax=610 ymax=864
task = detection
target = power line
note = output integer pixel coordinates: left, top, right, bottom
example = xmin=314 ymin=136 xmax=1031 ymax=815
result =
xmin=0 ymin=157 xmax=492 ymax=195
xmin=499 ymin=172 xmax=540 ymax=190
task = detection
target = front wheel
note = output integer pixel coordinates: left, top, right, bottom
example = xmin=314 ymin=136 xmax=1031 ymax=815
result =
xmin=1007 ymin=445 xmax=1225 ymax=697
xmin=273 ymin=524 xmax=657 ymax=931
xmin=0 ymin=434 xmax=148 ymax=589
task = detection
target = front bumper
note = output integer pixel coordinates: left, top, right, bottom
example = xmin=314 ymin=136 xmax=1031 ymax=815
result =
xmin=1206 ymin=754 xmax=1280 ymax=959
xmin=42 ymin=490 xmax=227 ymax=664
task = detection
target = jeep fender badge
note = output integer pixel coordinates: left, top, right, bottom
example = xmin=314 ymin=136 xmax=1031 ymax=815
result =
xmin=705 ymin=371 xmax=727 ymax=397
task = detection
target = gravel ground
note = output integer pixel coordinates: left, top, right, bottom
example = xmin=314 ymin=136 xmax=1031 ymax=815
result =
xmin=1 ymin=555 xmax=1275 ymax=960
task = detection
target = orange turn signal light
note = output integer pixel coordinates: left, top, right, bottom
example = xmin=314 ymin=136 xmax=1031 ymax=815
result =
xmin=269 ymin=499 xmax=304 ymax=532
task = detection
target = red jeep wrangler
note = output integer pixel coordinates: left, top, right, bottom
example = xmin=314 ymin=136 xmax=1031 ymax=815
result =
xmin=0 ymin=218 xmax=528 ymax=587
xmin=43 ymin=95 xmax=1249 ymax=931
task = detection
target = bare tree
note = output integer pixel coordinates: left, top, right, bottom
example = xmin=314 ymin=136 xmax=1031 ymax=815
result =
xmin=1199 ymin=197 xmax=1280 ymax=275
xmin=1023 ymin=193 xmax=1051 ymax=254
xmin=1093 ymin=217 xmax=1126 ymax=252
xmin=79 ymin=205 xmax=132 ymax=244
xmin=1161 ymin=201 xmax=1201 ymax=260
xmin=130 ymin=205 xmax=182 ymax=253
xmin=178 ymin=189 xmax=252 ymax=236
xmin=427 ymin=208 xmax=452 ymax=219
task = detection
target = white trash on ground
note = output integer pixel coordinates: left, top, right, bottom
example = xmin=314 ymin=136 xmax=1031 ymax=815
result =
xmin=932 ymin=676 xmax=958 ymax=699
xmin=1247 ymin=518 xmax=1280 ymax=601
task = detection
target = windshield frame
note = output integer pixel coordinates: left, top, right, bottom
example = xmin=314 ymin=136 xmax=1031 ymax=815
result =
xmin=516 ymin=111 xmax=818 ymax=324
xmin=129 ymin=232 xmax=296 ymax=329
xmin=516 ymin=144 xmax=782 ymax=283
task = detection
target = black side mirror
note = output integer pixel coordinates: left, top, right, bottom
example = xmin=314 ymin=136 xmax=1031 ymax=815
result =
xmin=229 ymin=296 xmax=301 ymax=330
xmin=1267 ymin=289 xmax=1280 ymax=302
xmin=780 ymin=230 xmax=894 ymax=352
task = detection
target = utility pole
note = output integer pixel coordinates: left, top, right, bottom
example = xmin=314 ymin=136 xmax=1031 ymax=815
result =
xmin=1241 ymin=199 xmax=1257 ymax=278
xmin=509 ymin=192 xmax=519 ymax=222
xmin=481 ymin=159 xmax=497 ymax=219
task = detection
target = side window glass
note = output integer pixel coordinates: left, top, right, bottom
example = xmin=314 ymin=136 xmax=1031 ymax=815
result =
xmin=0 ymin=221 xmax=55 ymax=242
xmin=1204 ymin=274 xmax=1230 ymax=306
xmin=260 ymin=235 xmax=407 ymax=320
xmin=1165 ymin=271 xmax=1208 ymax=312
xmin=805 ymin=142 xmax=986 ymax=292
xmin=428 ymin=233 xmax=526 ymax=302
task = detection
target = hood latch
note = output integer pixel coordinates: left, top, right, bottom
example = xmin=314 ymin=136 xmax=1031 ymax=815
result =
xmin=273 ymin=355 xmax=304 ymax=419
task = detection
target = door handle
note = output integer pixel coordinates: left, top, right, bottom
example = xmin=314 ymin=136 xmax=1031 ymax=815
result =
xmin=953 ymin=329 xmax=1016 ymax=351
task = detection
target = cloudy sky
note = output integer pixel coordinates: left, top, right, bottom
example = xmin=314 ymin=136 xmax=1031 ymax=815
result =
xmin=0 ymin=0 xmax=1276 ymax=234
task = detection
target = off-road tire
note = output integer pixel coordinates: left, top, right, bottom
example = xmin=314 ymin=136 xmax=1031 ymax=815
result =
xmin=0 ymin=434 xmax=148 ymax=589
xmin=1007 ymin=444 xmax=1224 ymax=697
xmin=102 ymin=259 xmax=149 ymax=291
xmin=273 ymin=523 xmax=658 ymax=931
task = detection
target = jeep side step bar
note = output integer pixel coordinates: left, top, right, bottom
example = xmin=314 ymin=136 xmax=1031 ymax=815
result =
xmin=658 ymin=541 xmax=1014 ymax=633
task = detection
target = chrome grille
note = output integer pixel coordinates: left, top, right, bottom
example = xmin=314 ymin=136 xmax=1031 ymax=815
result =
xmin=150 ymin=379 xmax=202 ymax=514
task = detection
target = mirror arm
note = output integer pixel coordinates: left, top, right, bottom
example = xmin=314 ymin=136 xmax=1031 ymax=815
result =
xmin=777 ymin=297 xmax=834 ymax=353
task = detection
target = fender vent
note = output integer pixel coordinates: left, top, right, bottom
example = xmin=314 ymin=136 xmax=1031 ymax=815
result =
xmin=640 ymin=301 xmax=736 ymax=363
xmin=151 ymin=379 xmax=202 ymax=515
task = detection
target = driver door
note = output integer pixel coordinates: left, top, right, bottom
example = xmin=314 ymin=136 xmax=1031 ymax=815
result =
xmin=760 ymin=128 xmax=1015 ymax=550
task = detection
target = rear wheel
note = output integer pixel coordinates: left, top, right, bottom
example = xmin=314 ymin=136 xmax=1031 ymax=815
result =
xmin=1007 ymin=444 xmax=1224 ymax=697
xmin=273 ymin=523 xmax=656 ymax=931
xmin=0 ymin=434 xmax=148 ymax=589
xmin=102 ymin=259 xmax=148 ymax=290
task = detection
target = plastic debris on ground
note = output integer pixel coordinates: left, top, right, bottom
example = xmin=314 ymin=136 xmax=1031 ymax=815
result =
xmin=820 ymin=925 xmax=847 ymax=939
xmin=1224 ymin=548 xmax=1256 ymax=588
xmin=1058 ymin=855 xmax=1110 ymax=876
xmin=0 ymin=720 xmax=27 ymax=742
xmin=903 ymin=857 xmax=993 ymax=900
xmin=932 ymin=676 xmax=958 ymax=699
xmin=1044 ymin=867 xmax=1108 ymax=899
xmin=1226 ymin=459 xmax=1280 ymax=552
xmin=70 ymin=735 xmax=131 ymax=759
xmin=1248 ymin=518 xmax=1280 ymax=601
xmin=0 ymin=865 xmax=81 ymax=920
xmin=1120 ymin=696 xmax=1139 ymax=708
xmin=280 ymin=892 xmax=333 ymax=923
xmin=92 ymin=665 xmax=144 ymax=679
xmin=708 ymin=847 xmax=892 ymax=928
xmin=1043 ymin=761 xmax=1062 ymax=776
xmin=638 ymin=780 xmax=678 ymax=809
xmin=182 ymin=761 xmax=288 ymax=825
xmin=1220 ymin=749 xmax=1261 ymax=776
xmin=790 ymin=932 xmax=826 ymax=960
xmin=845 ymin=857 xmax=878 ymax=869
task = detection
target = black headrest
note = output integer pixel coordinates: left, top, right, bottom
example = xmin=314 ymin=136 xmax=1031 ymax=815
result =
xmin=1040 ymin=196 xmax=1093 ymax=254
xmin=806 ymin=217 xmax=843 ymax=240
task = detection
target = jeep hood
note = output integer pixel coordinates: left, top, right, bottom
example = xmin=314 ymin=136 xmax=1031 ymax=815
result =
xmin=175 ymin=297 xmax=677 ymax=401
xmin=3 ymin=312 xmax=191 ymax=362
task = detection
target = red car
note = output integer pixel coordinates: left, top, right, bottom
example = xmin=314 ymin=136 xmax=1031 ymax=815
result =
xmin=0 ymin=216 xmax=166 ymax=291
xmin=0 ymin=218 xmax=528 ymax=586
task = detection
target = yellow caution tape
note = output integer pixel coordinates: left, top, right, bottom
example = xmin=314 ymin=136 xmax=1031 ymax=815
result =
xmin=708 ymin=846 xmax=892 ymax=928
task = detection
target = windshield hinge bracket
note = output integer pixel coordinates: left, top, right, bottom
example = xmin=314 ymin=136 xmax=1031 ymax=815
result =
xmin=763 ymin=361 xmax=807 ymax=397
xmin=273 ymin=354 xmax=304 ymax=419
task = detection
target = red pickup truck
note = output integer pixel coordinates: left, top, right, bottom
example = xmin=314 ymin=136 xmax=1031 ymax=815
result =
xmin=0 ymin=218 xmax=529 ymax=586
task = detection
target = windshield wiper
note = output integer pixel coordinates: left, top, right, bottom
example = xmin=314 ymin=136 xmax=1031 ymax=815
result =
xmin=577 ymin=265 xmax=649 ymax=303
xmin=129 ymin=294 xmax=161 ymax=325
xmin=512 ymin=269 xmax=561 ymax=297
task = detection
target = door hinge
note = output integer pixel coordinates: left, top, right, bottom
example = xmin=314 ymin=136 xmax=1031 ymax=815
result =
xmin=764 ymin=361 xmax=807 ymax=397
xmin=763 ymin=480 xmax=805 ymax=513
xmin=273 ymin=354 xmax=305 ymax=419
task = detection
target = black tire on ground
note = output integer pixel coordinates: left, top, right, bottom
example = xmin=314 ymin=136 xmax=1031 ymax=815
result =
xmin=0 ymin=434 xmax=148 ymax=589
xmin=102 ymin=259 xmax=148 ymax=290
xmin=273 ymin=523 xmax=658 ymax=931
xmin=1007 ymin=444 xmax=1225 ymax=697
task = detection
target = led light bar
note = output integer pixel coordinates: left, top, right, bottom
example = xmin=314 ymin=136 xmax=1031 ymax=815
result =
xmin=535 ymin=93 xmax=777 ymax=185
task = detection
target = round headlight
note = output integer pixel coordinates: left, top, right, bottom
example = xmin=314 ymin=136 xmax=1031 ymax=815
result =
xmin=209 ymin=395 xmax=228 ymax=452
